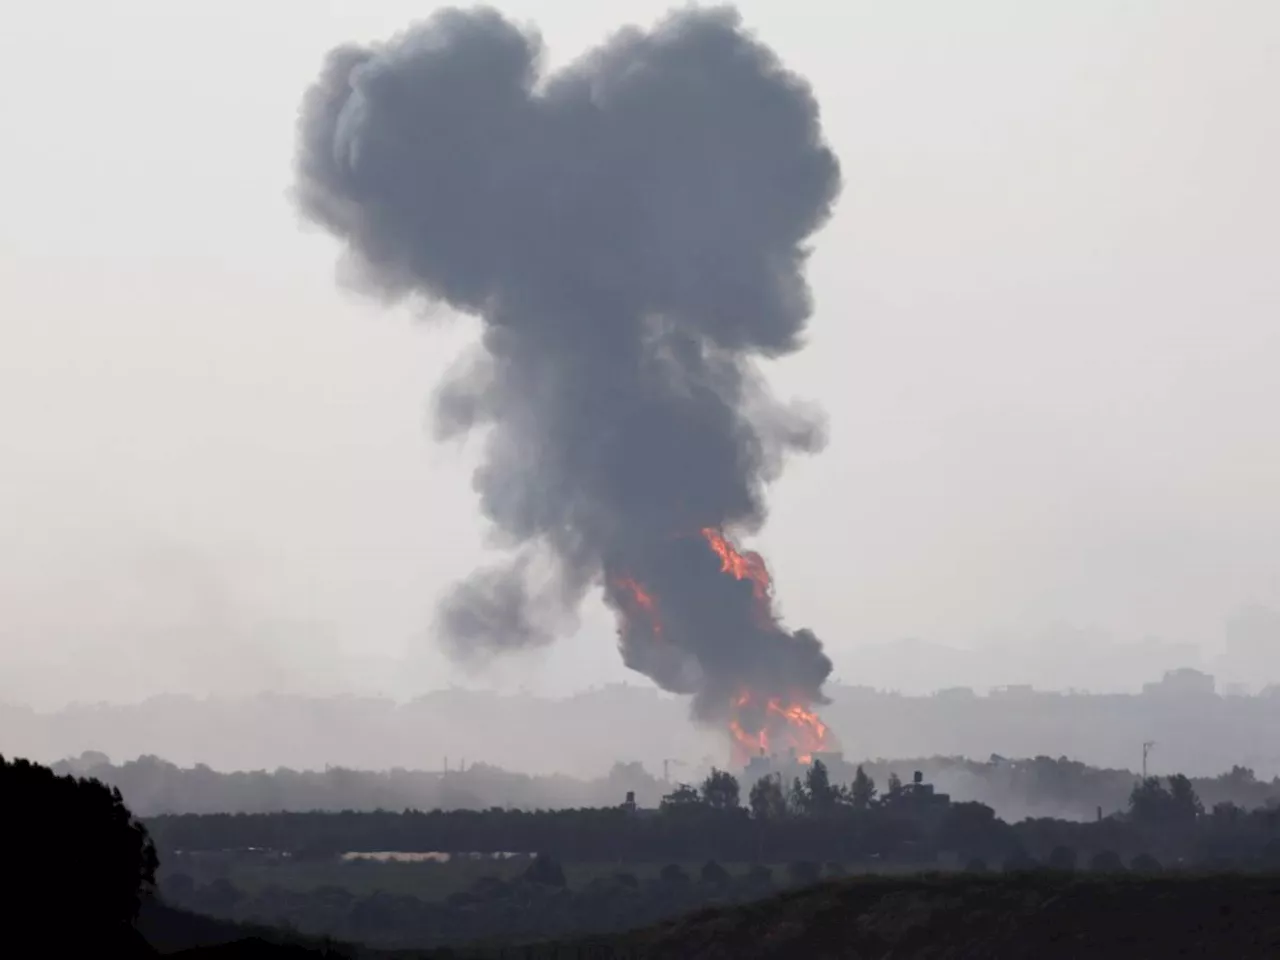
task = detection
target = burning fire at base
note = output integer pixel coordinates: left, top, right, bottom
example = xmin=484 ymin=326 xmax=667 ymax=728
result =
xmin=610 ymin=528 xmax=834 ymax=767
xmin=728 ymin=691 xmax=831 ymax=766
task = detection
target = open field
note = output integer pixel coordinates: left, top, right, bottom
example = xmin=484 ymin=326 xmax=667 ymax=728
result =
xmin=144 ymin=872 xmax=1280 ymax=958
xmin=160 ymin=852 xmax=925 ymax=903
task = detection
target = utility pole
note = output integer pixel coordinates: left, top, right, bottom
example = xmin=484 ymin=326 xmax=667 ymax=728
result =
xmin=1142 ymin=740 xmax=1156 ymax=779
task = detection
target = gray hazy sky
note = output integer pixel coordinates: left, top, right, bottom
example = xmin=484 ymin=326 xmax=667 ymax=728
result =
xmin=2 ymin=1 xmax=1278 ymax=709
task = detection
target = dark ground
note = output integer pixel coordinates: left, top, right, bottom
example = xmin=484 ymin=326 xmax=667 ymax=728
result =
xmin=139 ymin=872 xmax=1280 ymax=959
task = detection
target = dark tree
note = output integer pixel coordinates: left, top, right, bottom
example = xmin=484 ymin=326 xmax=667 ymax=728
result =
xmin=886 ymin=771 xmax=904 ymax=801
xmin=1129 ymin=777 xmax=1172 ymax=824
xmin=700 ymin=768 xmax=741 ymax=811
xmin=849 ymin=764 xmax=877 ymax=811
xmin=788 ymin=776 xmax=809 ymax=814
xmin=1220 ymin=765 xmax=1257 ymax=788
xmin=1211 ymin=801 xmax=1243 ymax=823
xmin=522 ymin=852 xmax=567 ymax=887
xmin=2 ymin=754 xmax=157 ymax=952
xmin=1130 ymin=775 xmax=1203 ymax=826
xmin=804 ymin=759 xmax=838 ymax=815
xmin=748 ymin=774 xmax=787 ymax=820
xmin=938 ymin=801 xmax=1012 ymax=863
xmin=659 ymin=782 xmax=703 ymax=813
xmin=1167 ymin=774 xmax=1204 ymax=822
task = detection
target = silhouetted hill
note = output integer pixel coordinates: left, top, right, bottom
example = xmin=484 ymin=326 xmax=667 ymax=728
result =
xmin=139 ymin=899 xmax=351 ymax=957
xmin=140 ymin=874 xmax=1280 ymax=958
xmin=604 ymin=873 xmax=1280 ymax=958
xmin=172 ymin=944 xmax=329 ymax=959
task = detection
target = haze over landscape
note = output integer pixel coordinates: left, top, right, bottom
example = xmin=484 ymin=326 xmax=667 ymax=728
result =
xmin=7 ymin=5 xmax=1280 ymax=957
xmin=3 ymin=0 xmax=1278 ymax=726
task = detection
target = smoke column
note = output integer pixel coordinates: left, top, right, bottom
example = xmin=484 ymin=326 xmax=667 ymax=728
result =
xmin=295 ymin=5 xmax=842 ymax=741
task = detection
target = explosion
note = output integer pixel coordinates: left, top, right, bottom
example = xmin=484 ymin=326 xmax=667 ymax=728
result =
xmin=606 ymin=527 xmax=834 ymax=765
xmin=294 ymin=5 xmax=842 ymax=765
xmin=728 ymin=694 xmax=830 ymax=765
xmin=612 ymin=576 xmax=663 ymax=640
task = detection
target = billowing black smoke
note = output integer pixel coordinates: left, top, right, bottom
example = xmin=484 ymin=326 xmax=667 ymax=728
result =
xmin=295 ymin=5 xmax=840 ymax=725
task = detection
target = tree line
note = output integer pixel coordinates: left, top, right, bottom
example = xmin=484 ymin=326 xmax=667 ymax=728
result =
xmin=6 ymin=748 xmax=1280 ymax=957
xmin=153 ymin=764 xmax=1280 ymax=949
xmin=54 ymin=749 xmax=1280 ymax=821
xmin=146 ymin=760 xmax=1280 ymax=871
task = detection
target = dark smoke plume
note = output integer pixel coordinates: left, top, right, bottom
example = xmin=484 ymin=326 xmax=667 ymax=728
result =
xmin=295 ymin=5 xmax=841 ymax=724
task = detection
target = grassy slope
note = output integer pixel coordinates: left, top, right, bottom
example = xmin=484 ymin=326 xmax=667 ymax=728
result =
xmin=162 ymin=854 xmax=900 ymax=901
xmin=138 ymin=900 xmax=350 ymax=957
xmin=144 ymin=873 xmax=1280 ymax=959
xmin=605 ymin=872 xmax=1280 ymax=959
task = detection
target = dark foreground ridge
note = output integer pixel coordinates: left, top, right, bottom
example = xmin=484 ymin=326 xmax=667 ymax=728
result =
xmin=143 ymin=873 xmax=1280 ymax=959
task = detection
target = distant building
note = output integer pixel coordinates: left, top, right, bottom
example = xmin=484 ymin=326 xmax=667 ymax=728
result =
xmin=934 ymin=686 xmax=977 ymax=701
xmin=902 ymin=770 xmax=950 ymax=805
xmin=989 ymin=684 xmax=1035 ymax=699
xmin=1143 ymin=668 xmax=1215 ymax=697
xmin=619 ymin=790 xmax=659 ymax=819
xmin=741 ymin=749 xmax=856 ymax=784
xmin=884 ymin=770 xmax=951 ymax=817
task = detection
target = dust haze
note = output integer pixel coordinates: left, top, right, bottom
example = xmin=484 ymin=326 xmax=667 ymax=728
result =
xmin=1 ymin=2 xmax=1278 ymax=751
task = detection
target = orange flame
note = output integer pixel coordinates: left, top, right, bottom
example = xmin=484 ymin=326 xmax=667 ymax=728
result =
xmin=700 ymin=527 xmax=771 ymax=601
xmin=728 ymin=689 xmax=829 ymax=765
xmin=608 ymin=528 xmax=832 ymax=766
xmin=700 ymin=527 xmax=772 ymax=625
xmin=612 ymin=575 xmax=663 ymax=639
